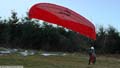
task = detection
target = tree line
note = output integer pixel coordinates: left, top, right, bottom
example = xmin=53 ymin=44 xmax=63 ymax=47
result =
xmin=0 ymin=12 xmax=120 ymax=54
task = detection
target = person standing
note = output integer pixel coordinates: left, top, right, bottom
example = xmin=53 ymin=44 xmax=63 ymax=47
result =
xmin=88 ymin=46 xmax=96 ymax=65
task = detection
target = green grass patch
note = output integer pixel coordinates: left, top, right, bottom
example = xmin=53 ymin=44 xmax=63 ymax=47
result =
xmin=0 ymin=54 xmax=119 ymax=68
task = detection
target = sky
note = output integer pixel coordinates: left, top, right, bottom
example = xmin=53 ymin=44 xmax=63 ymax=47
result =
xmin=0 ymin=0 xmax=120 ymax=31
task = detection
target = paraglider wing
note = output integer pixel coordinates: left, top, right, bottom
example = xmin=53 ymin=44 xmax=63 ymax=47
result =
xmin=28 ymin=3 xmax=96 ymax=40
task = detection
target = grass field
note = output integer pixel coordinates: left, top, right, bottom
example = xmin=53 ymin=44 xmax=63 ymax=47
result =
xmin=0 ymin=53 xmax=120 ymax=68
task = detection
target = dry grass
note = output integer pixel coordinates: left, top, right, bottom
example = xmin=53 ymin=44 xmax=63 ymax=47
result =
xmin=0 ymin=53 xmax=119 ymax=68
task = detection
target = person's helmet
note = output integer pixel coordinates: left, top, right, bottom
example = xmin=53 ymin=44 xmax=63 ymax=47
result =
xmin=91 ymin=46 xmax=94 ymax=50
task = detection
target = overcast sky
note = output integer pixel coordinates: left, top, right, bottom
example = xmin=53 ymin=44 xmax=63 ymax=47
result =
xmin=0 ymin=0 xmax=120 ymax=31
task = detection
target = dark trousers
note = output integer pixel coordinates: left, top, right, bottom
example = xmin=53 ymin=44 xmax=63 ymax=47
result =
xmin=88 ymin=54 xmax=96 ymax=64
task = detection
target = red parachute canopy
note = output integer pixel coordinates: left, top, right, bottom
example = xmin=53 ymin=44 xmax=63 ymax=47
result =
xmin=28 ymin=3 xmax=96 ymax=40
